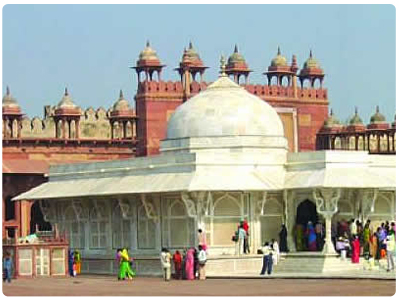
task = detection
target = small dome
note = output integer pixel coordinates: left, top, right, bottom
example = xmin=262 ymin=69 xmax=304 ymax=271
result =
xmin=57 ymin=88 xmax=77 ymax=109
xmin=185 ymin=41 xmax=200 ymax=60
xmin=2 ymin=86 xmax=20 ymax=109
xmin=138 ymin=41 xmax=159 ymax=61
xmin=303 ymin=50 xmax=320 ymax=69
xmin=228 ymin=45 xmax=246 ymax=64
xmin=370 ymin=106 xmax=386 ymax=123
xmin=349 ymin=108 xmax=363 ymax=125
xmin=112 ymin=90 xmax=131 ymax=111
xmin=270 ymin=47 xmax=287 ymax=67
xmin=166 ymin=58 xmax=285 ymax=142
xmin=324 ymin=109 xmax=341 ymax=127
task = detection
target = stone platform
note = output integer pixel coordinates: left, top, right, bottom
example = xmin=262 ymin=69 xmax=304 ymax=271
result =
xmin=206 ymin=252 xmax=396 ymax=280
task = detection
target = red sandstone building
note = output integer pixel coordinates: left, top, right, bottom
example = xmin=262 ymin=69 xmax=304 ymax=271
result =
xmin=3 ymin=41 xmax=395 ymax=244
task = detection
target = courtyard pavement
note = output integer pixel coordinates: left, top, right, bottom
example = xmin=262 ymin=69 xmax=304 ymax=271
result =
xmin=2 ymin=275 xmax=396 ymax=296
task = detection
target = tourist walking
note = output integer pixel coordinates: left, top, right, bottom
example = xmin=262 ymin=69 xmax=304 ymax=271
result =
xmin=198 ymin=245 xmax=207 ymax=280
xmin=160 ymin=248 xmax=171 ymax=281
xmin=279 ymin=224 xmax=289 ymax=252
xmin=173 ymin=250 xmax=182 ymax=279
xmin=185 ymin=248 xmax=195 ymax=280
xmin=386 ymin=232 xmax=395 ymax=272
xmin=260 ymin=242 xmax=274 ymax=275
xmin=3 ymin=252 xmax=12 ymax=283
xmin=119 ymin=248 xmax=135 ymax=281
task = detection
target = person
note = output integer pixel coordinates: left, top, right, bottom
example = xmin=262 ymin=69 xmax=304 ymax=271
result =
xmin=116 ymin=249 xmax=122 ymax=280
xmin=197 ymin=245 xmax=207 ymax=280
xmin=172 ymin=250 xmax=182 ymax=279
xmin=295 ymin=224 xmax=304 ymax=251
xmin=160 ymin=248 xmax=171 ymax=281
xmin=193 ymin=248 xmax=199 ymax=279
xmin=119 ymin=248 xmax=135 ymax=280
xmin=73 ymin=250 xmax=81 ymax=275
xmin=198 ymin=229 xmax=208 ymax=252
xmin=237 ymin=224 xmax=246 ymax=256
xmin=272 ymin=239 xmax=280 ymax=265
xmin=233 ymin=229 xmax=239 ymax=255
xmin=315 ymin=221 xmax=323 ymax=251
xmin=371 ymin=232 xmax=379 ymax=260
xmin=390 ymin=222 xmax=396 ymax=237
xmin=351 ymin=235 xmax=360 ymax=263
xmin=376 ymin=227 xmax=385 ymax=260
xmin=385 ymin=232 xmax=396 ymax=272
xmin=68 ymin=249 xmax=75 ymax=277
xmin=279 ymin=224 xmax=289 ymax=252
xmin=363 ymin=222 xmax=371 ymax=257
xmin=181 ymin=249 xmax=187 ymax=279
xmin=3 ymin=252 xmax=12 ymax=283
xmin=350 ymin=219 xmax=357 ymax=240
xmin=185 ymin=248 xmax=195 ymax=280
xmin=306 ymin=222 xmax=317 ymax=251
xmin=336 ymin=237 xmax=347 ymax=260
xmin=260 ymin=242 xmax=274 ymax=275
xmin=243 ymin=219 xmax=250 ymax=254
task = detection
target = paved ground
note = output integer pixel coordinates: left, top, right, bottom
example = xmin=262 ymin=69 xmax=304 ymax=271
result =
xmin=2 ymin=276 xmax=396 ymax=296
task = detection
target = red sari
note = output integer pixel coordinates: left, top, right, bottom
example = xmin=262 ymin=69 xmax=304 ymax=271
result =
xmin=173 ymin=251 xmax=182 ymax=279
xmin=351 ymin=238 xmax=360 ymax=263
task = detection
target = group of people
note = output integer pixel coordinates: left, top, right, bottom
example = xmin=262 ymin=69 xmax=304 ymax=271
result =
xmin=295 ymin=221 xmax=325 ymax=251
xmin=259 ymin=239 xmax=281 ymax=275
xmin=232 ymin=219 xmax=250 ymax=255
xmin=161 ymin=244 xmax=207 ymax=281
xmin=333 ymin=219 xmax=396 ymax=271
xmin=116 ymin=248 xmax=136 ymax=280
xmin=68 ymin=249 xmax=81 ymax=277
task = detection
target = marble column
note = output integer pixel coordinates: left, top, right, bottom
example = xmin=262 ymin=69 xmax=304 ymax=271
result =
xmin=284 ymin=190 xmax=296 ymax=252
xmin=313 ymin=188 xmax=341 ymax=255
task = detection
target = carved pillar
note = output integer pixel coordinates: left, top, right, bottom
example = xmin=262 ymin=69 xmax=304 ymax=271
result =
xmin=75 ymin=119 xmax=80 ymax=139
xmin=251 ymin=192 xmax=263 ymax=254
xmin=284 ymin=190 xmax=296 ymax=252
xmin=313 ymin=188 xmax=341 ymax=255
xmin=360 ymin=189 xmax=378 ymax=222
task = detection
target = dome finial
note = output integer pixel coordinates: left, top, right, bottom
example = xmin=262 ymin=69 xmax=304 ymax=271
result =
xmin=277 ymin=46 xmax=281 ymax=55
xmin=119 ymin=89 xmax=124 ymax=99
xmin=189 ymin=41 xmax=193 ymax=49
xmin=355 ymin=106 xmax=358 ymax=114
xmin=6 ymin=86 xmax=10 ymax=96
xmin=376 ymin=105 xmax=379 ymax=113
xmin=234 ymin=44 xmax=238 ymax=53
xmin=310 ymin=49 xmax=313 ymax=58
xmin=146 ymin=40 xmax=150 ymax=47
xmin=330 ymin=108 xmax=333 ymax=116
xmin=64 ymin=87 xmax=68 ymax=96
xmin=220 ymin=55 xmax=227 ymax=77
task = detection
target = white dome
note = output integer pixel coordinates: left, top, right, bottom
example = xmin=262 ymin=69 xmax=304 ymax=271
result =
xmin=166 ymin=76 xmax=285 ymax=140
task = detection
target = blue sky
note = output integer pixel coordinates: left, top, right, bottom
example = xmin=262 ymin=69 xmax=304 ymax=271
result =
xmin=2 ymin=4 xmax=396 ymax=124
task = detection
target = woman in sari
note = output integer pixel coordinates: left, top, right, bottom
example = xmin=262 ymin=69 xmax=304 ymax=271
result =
xmin=370 ymin=232 xmax=378 ymax=259
xmin=173 ymin=250 xmax=182 ymax=279
xmin=306 ymin=222 xmax=317 ymax=251
xmin=119 ymin=248 xmax=135 ymax=280
xmin=363 ymin=223 xmax=371 ymax=256
xmin=185 ymin=248 xmax=195 ymax=280
xmin=351 ymin=235 xmax=360 ymax=263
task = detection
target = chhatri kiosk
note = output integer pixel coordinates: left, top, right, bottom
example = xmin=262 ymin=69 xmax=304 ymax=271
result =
xmin=14 ymin=58 xmax=396 ymax=275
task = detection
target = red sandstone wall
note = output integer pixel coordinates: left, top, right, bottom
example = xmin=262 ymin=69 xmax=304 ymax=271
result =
xmin=136 ymin=80 xmax=329 ymax=154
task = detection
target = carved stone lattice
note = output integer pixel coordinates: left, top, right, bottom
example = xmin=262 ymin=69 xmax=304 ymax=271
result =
xmin=181 ymin=192 xmax=197 ymax=218
xmin=140 ymin=194 xmax=159 ymax=221
xmin=360 ymin=189 xmax=378 ymax=220
xmin=117 ymin=198 xmax=131 ymax=219
xmin=39 ymin=199 xmax=55 ymax=223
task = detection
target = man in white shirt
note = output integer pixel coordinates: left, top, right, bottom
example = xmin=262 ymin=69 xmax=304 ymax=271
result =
xmin=197 ymin=245 xmax=207 ymax=280
xmin=160 ymin=248 xmax=171 ymax=281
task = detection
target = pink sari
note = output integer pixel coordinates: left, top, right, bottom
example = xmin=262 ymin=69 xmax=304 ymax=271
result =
xmin=351 ymin=239 xmax=360 ymax=263
xmin=185 ymin=249 xmax=194 ymax=280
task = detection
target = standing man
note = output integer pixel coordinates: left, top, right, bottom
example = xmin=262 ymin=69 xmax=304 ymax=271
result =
xmin=160 ymin=248 xmax=171 ymax=281
xmin=386 ymin=232 xmax=396 ymax=272
xmin=260 ymin=242 xmax=274 ymax=275
xmin=238 ymin=224 xmax=246 ymax=256
xmin=243 ymin=219 xmax=250 ymax=254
